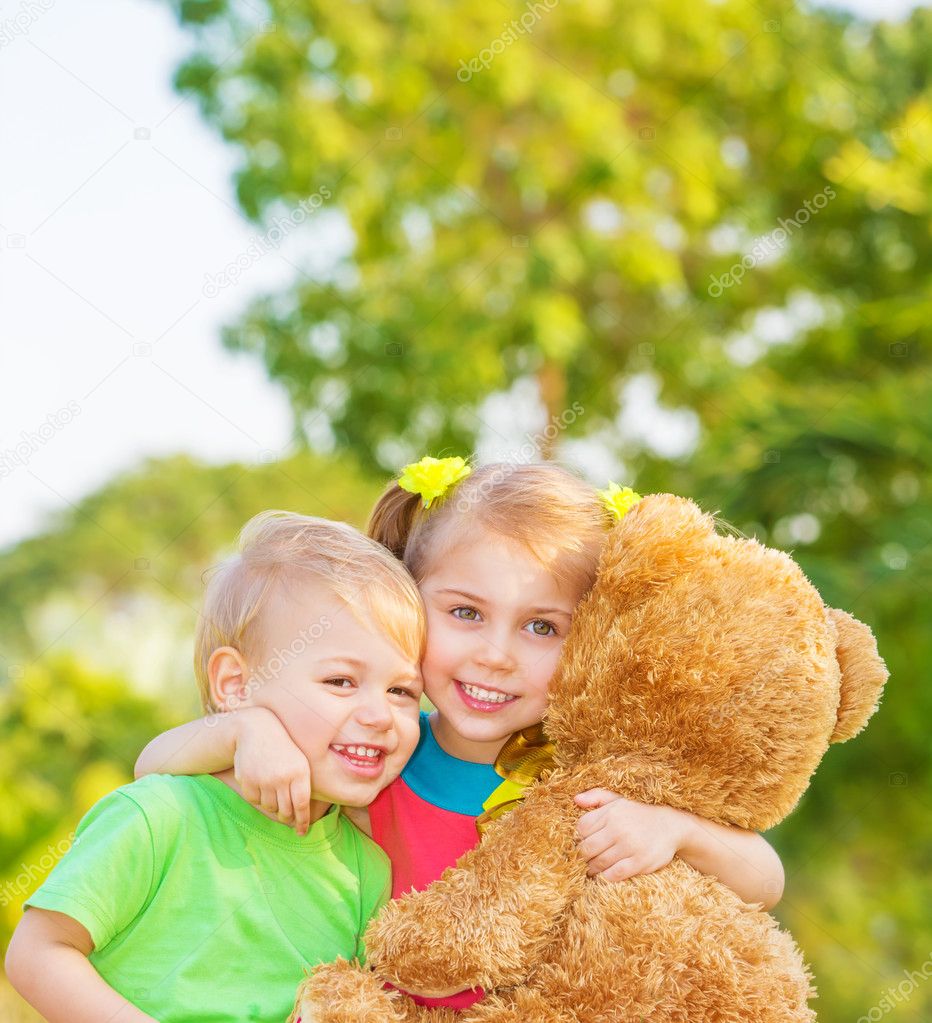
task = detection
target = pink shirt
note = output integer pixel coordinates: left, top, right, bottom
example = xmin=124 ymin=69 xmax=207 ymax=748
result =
xmin=368 ymin=712 xmax=501 ymax=1010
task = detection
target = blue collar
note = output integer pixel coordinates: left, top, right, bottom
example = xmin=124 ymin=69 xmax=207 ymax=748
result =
xmin=401 ymin=712 xmax=501 ymax=816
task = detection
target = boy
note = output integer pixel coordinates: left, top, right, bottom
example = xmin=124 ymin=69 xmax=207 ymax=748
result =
xmin=5 ymin=511 xmax=425 ymax=1023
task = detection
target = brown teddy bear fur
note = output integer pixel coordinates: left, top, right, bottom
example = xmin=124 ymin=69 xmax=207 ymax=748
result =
xmin=290 ymin=494 xmax=888 ymax=1023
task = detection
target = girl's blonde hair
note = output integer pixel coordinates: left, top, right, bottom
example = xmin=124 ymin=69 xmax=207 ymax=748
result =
xmin=194 ymin=511 xmax=425 ymax=712
xmin=367 ymin=461 xmax=611 ymax=596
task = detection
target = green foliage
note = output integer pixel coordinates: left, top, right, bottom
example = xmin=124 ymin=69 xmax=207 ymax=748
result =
xmin=0 ymin=449 xmax=385 ymax=660
xmin=164 ymin=0 xmax=930 ymax=475
xmin=2 ymin=2 xmax=930 ymax=1017
xmin=0 ymin=658 xmax=172 ymax=943
xmin=155 ymin=1 xmax=931 ymax=1015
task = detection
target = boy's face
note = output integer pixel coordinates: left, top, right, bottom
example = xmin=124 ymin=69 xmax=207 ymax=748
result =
xmin=235 ymin=583 xmax=423 ymax=808
xmin=419 ymin=533 xmax=586 ymax=760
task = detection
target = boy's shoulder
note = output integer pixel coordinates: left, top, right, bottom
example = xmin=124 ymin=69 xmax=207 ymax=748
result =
xmin=95 ymin=773 xmax=227 ymax=842
xmin=114 ymin=772 xmax=216 ymax=814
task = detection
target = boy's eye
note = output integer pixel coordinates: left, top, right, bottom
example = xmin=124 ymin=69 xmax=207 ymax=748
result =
xmin=452 ymin=606 xmax=480 ymax=622
xmin=389 ymin=685 xmax=418 ymax=699
xmin=323 ymin=677 xmax=354 ymax=689
xmin=526 ymin=619 xmax=557 ymax=637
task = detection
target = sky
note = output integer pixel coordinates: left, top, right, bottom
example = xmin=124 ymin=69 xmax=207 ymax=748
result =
xmin=0 ymin=0 xmax=924 ymax=550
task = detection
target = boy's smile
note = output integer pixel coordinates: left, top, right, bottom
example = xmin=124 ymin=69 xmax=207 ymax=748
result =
xmin=212 ymin=583 xmax=423 ymax=819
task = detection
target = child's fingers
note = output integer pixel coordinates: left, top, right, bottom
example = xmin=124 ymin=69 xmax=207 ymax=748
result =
xmin=577 ymin=828 xmax=615 ymax=864
xmin=276 ymin=786 xmax=295 ymax=825
xmin=574 ymin=788 xmax=621 ymax=809
xmin=576 ymin=806 xmax=609 ymax=838
xmin=258 ymin=785 xmax=279 ymax=816
xmin=597 ymin=856 xmax=640 ymax=883
xmin=291 ymin=776 xmax=312 ymax=836
xmin=237 ymin=771 xmax=261 ymax=807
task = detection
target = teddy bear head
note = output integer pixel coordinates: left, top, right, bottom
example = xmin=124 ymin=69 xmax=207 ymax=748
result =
xmin=545 ymin=494 xmax=888 ymax=831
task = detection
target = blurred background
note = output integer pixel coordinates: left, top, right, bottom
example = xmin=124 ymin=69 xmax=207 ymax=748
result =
xmin=1 ymin=0 xmax=930 ymax=1019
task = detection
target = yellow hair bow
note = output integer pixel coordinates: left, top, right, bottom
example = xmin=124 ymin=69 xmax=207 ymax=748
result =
xmin=597 ymin=481 xmax=642 ymax=521
xmin=398 ymin=455 xmax=472 ymax=508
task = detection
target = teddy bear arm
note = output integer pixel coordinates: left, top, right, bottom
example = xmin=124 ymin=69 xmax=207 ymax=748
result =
xmin=365 ymin=784 xmax=584 ymax=994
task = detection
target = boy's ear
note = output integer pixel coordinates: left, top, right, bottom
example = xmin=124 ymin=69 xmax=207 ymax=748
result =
xmin=207 ymin=647 xmax=251 ymax=712
xmin=827 ymin=608 xmax=888 ymax=743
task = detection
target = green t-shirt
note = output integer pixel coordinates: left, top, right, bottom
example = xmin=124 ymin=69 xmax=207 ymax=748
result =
xmin=25 ymin=774 xmax=390 ymax=1023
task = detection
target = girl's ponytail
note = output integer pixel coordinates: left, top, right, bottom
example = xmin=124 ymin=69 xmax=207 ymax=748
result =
xmin=366 ymin=481 xmax=424 ymax=560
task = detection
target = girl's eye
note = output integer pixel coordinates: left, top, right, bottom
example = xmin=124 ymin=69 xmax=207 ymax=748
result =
xmin=389 ymin=686 xmax=418 ymax=699
xmin=526 ymin=619 xmax=557 ymax=637
xmin=323 ymin=677 xmax=354 ymax=689
xmin=452 ymin=606 xmax=481 ymax=622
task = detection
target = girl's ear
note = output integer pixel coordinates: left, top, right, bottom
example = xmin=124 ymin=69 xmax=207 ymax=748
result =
xmin=827 ymin=608 xmax=888 ymax=743
xmin=207 ymin=646 xmax=251 ymax=712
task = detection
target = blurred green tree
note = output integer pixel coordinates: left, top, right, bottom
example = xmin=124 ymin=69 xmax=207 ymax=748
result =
xmin=159 ymin=1 xmax=932 ymax=1016
xmin=0 ymin=658 xmax=172 ymax=944
xmin=0 ymin=449 xmax=385 ymax=660
xmin=167 ymin=0 xmax=929 ymax=471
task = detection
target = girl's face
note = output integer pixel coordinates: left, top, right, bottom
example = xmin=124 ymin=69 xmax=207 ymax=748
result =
xmin=418 ymin=531 xmax=587 ymax=763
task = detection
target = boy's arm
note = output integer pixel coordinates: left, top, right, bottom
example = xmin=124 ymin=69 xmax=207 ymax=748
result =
xmin=5 ymin=908 xmax=158 ymax=1023
xmin=135 ymin=707 xmax=314 ymax=834
xmin=575 ymin=790 xmax=785 ymax=908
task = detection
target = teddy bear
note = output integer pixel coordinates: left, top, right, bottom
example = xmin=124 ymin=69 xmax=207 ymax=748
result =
xmin=290 ymin=493 xmax=888 ymax=1023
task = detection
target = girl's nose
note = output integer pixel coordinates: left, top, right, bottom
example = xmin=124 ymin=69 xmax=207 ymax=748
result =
xmin=475 ymin=630 xmax=515 ymax=672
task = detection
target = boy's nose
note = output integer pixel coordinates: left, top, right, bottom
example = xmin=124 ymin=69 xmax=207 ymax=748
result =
xmin=354 ymin=692 xmax=393 ymax=729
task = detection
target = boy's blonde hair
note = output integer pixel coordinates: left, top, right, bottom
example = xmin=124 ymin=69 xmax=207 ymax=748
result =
xmin=367 ymin=461 xmax=611 ymax=597
xmin=194 ymin=511 xmax=425 ymax=712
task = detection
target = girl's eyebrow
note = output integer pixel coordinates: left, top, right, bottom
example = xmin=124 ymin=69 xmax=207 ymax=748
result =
xmin=435 ymin=587 xmax=486 ymax=603
xmin=434 ymin=587 xmax=572 ymax=618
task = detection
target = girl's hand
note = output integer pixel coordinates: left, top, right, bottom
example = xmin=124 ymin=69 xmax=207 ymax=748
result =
xmin=574 ymin=789 xmax=688 ymax=881
xmin=233 ymin=707 xmax=313 ymax=835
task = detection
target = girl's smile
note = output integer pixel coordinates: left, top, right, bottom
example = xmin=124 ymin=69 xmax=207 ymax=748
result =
xmin=454 ymin=679 xmax=519 ymax=710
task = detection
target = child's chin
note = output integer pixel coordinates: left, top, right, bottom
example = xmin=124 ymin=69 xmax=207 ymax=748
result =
xmin=462 ymin=710 xmax=537 ymax=736
xmin=316 ymin=778 xmax=382 ymax=807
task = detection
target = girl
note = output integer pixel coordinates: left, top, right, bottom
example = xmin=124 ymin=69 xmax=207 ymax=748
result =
xmin=135 ymin=457 xmax=785 ymax=1009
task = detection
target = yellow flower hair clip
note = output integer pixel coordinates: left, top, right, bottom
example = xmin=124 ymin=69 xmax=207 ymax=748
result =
xmin=597 ymin=481 xmax=642 ymax=522
xmin=398 ymin=455 xmax=472 ymax=509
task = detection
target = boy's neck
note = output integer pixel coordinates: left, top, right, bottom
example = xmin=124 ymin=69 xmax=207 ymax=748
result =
xmin=213 ymin=768 xmax=332 ymax=829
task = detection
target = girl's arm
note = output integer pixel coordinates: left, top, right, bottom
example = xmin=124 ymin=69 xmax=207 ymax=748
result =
xmin=5 ymin=908 xmax=158 ymax=1023
xmin=135 ymin=707 xmax=315 ymax=835
xmin=575 ymin=790 xmax=785 ymax=909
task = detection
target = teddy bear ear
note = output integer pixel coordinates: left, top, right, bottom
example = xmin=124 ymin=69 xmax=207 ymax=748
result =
xmin=827 ymin=608 xmax=889 ymax=743
xmin=610 ymin=493 xmax=715 ymax=564
xmin=591 ymin=493 xmax=717 ymax=607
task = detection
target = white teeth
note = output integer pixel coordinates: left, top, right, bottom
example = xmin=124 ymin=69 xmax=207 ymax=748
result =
xmin=461 ymin=682 xmax=516 ymax=704
xmin=333 ymin=745 xmax=381 ymax=758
